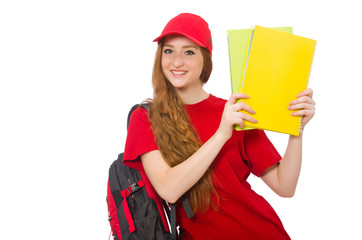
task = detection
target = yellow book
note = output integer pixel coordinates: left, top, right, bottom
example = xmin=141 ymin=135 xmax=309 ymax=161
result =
xmin=227 ymin=27 xmax=293 ymax=94
xmin=240 ymin=25 xmax=316 ymax=135
xmin=227 ymin=27 xmax=294 ymax=131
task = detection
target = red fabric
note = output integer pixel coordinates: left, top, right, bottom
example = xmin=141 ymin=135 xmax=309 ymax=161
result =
xmin=120 ymin=189 xmax=135 ymax=233
xmin=123 ymin=95 xmax=290 ymax=240
xmin=153 ymin=13 xmax=213 ymax=54
xmin=106 ymin=180 xmax=122 ymax=239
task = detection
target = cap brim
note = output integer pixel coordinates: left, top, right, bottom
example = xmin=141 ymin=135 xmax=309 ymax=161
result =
xmin=153 ymin=31 xmax=207 ymax=50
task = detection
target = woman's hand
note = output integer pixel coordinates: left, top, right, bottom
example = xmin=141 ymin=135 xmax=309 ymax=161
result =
xmin=288 ymin=88 xmax=316 ymax=131
xmin=216 ymin=93 xmax=257 ymax=140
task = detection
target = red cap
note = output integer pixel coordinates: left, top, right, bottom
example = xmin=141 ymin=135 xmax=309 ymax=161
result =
xmin=153 ymin=13 xmax=213 ymax=54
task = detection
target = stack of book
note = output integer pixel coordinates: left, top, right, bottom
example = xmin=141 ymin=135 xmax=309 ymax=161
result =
xmin=227 ymin=25 xmax=316 ymax=135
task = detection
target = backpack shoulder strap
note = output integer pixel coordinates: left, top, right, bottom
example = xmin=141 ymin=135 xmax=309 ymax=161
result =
xmin=127 ymin=103 xmax=149 ymax=130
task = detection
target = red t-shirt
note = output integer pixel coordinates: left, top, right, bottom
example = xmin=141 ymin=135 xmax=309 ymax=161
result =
xmin=123 ymin=94 xmax=291 ymax=240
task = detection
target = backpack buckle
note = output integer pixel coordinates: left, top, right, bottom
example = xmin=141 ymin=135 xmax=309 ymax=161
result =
xmin=125 ymin=180 xmax=144 ymax=195
xmin=127 ymin=182 xmax=141 ymax=194
xmin=130 ymin=182 xmax=140 ymax=192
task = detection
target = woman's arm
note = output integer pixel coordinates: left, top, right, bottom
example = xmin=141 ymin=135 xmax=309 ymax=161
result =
xmin=261 ymin=88 xmax=316 ymax=197
xmin=260 ymin=135 xmax=303 ymax=197
xmin=141 ymin=133 xmax=227 ymax=203
xmin=141 ymin=93 xmax=257 ymax=203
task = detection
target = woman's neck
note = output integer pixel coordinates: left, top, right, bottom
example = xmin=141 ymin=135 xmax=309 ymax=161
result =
xmin=176 ymin=87 xmax=209 ymax=105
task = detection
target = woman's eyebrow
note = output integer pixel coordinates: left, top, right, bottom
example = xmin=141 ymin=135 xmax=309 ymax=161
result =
xmin=182 ymin=45 xmax=198 ymax=49
xmin=163 ymin=44 xmax=198 ymax=49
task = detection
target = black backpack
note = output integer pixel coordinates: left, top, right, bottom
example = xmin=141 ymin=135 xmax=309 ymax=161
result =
xmin=106 ymin=103 xmax=193 ymax=240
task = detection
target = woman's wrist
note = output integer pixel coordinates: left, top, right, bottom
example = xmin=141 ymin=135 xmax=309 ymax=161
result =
xmin=214 ymin=128 xmax=231 ymax=144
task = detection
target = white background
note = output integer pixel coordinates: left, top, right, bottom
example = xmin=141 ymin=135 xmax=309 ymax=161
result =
xmin=1 ymin=0 xmax=361 ymax=239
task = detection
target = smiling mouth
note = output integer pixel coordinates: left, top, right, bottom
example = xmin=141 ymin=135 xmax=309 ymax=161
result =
xmin=171 ymin=70 xmax=187 ymax=75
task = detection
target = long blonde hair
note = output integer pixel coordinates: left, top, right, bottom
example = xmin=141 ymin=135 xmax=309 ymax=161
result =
xmin=147 ymin=40 xmax=215 ymax=213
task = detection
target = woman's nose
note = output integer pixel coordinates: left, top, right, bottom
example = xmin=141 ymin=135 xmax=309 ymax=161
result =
xmin=172 ymin=54 xmax=184 ymax=68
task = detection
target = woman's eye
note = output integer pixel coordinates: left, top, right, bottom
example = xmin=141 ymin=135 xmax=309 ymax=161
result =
xmin=185 ymin=50 xmax=195 ymax=55
xmin=163 ymin=49 xmax=172 ymax=54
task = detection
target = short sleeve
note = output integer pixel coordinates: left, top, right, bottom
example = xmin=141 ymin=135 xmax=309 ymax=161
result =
xmin=243 ymin=129 xmax=281 ymax=177
xmin=123 ymin=107 xmax=158 ymax=170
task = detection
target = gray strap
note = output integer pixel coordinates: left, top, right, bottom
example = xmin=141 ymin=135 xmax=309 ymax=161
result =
xmin=170 ymin=203 xmax=177 ymax=240
xmin=181 ymin=197 xmax=194 ymax=219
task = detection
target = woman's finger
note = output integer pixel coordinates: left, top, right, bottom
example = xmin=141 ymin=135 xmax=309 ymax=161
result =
xmin=289 ymin=96 xmax=315 ymax=106
xmin=287 ymin=102 xmax=315 ymax=111
xmin=297 ymin=88 xmax=313 ymax=98
xmin=232 ymin=101 xmax=256 ymax=114
xmin=234 ymin=112 xmax=258 ymax=124
xmin=226 ymin=92 xmax=250 ymax=105
xmin=290 ymin=109 xmax=315 ymax=117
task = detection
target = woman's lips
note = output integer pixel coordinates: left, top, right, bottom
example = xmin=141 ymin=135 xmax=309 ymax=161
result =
xmin=171 ymin=70 xmax=187 ymax=76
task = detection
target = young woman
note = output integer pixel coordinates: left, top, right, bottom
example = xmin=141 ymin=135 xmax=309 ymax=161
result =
xmin=123 ymin=13 xmax=315 ymax=239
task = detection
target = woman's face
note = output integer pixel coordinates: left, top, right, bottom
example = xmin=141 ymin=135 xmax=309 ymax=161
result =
xmin=161 ymin=35 xmax=204 ymax=92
